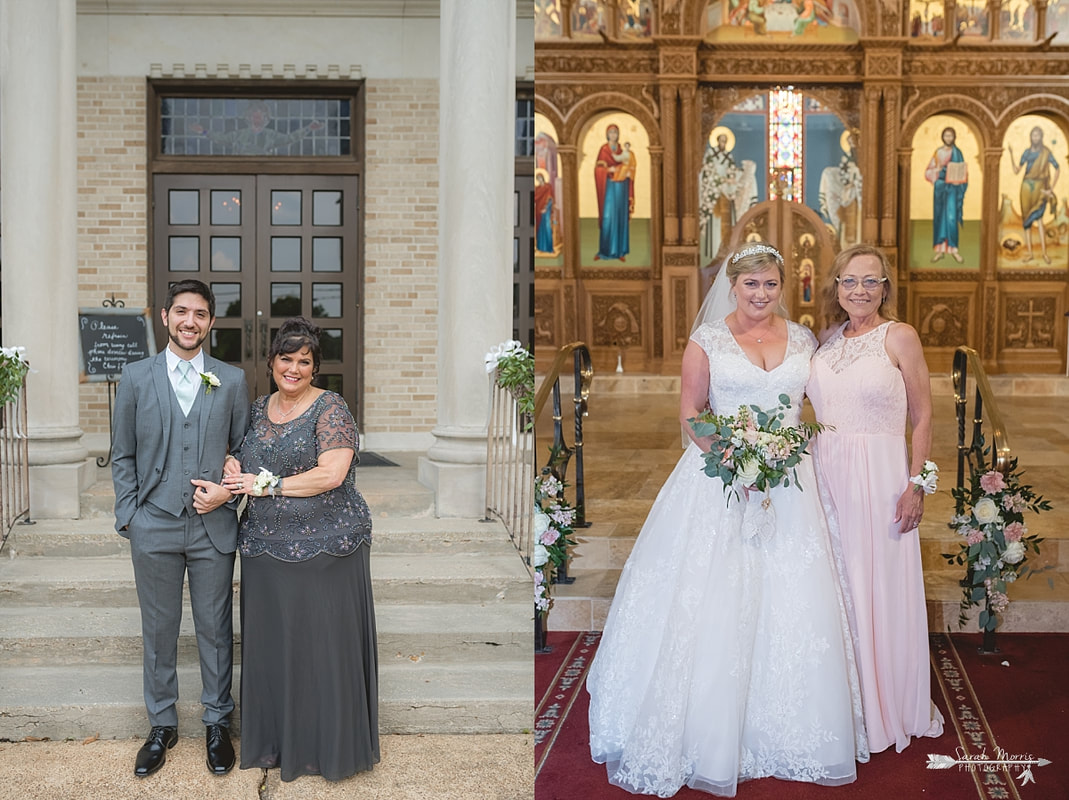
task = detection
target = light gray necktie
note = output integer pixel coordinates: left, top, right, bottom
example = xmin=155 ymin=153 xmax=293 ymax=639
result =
xmin=175 ymin=360 xmax=198 ymax=416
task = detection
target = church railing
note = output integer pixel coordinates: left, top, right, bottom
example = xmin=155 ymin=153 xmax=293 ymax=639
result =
xmin=534 ymin=342 xmax=593 ymax=584
xmin=0 ymin=378 xmax=33 ymax=555
xmin=484 ymin=366 xmax=535 ymax=572
xmin=952 ymin=346 xmax=1012 ymax=494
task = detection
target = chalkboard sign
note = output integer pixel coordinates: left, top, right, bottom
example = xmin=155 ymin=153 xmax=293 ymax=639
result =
xmin=78 ymin=308 xmax=157 ymax=381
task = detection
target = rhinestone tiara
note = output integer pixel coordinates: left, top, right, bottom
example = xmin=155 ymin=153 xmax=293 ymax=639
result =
xmin=730 ymin=243 xmax=783 ymax=265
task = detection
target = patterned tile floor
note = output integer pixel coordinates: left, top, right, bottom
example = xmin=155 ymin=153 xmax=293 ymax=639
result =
xmin=537 ymin=373 xmax=1069 ymax=633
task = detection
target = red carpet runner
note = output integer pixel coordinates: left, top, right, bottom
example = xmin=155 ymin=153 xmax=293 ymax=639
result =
xmin=535 ymin=631 xmax=1068 ymax=799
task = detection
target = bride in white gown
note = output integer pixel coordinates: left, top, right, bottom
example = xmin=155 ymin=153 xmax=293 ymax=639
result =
xmin=587 ymin=243 xmax=869 ymax=797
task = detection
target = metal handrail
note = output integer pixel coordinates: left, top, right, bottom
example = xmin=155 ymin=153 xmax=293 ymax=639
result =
xmin=0 ymin=379 xmax=32 ymax=555
xmin=485 ymin=370 xmax=535 ymax=572
xmin=534 ymin=342 xmax=593 ymax=528
xmin=952 ymin=346 xmax=1012 ymax=512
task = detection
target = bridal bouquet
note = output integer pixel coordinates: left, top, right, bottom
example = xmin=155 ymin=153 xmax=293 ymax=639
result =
xmin=689 ymin=393 xmax=827 ymax=505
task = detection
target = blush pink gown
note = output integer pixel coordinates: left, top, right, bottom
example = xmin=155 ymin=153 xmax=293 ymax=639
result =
xmin=808 ymin=321 xmax=944 ymax=754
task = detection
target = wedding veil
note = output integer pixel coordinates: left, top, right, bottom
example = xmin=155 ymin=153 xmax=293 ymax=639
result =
xmin=690 ymin=261 xmax=735 ymax=335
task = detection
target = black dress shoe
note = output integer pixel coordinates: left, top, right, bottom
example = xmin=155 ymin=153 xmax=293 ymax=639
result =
xmin=134 ymin=726 xmax=178 ymax=777
xmin=205 ymin=724 xmax=235 ymax=775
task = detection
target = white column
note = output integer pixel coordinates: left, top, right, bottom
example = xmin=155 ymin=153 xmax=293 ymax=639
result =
xmin=1 ymin=0 xmax=90 ymax=518
xmin=419 ymin=0 xmax=516 ymax=517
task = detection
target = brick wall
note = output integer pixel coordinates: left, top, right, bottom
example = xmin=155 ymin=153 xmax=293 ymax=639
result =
xmin=362 ymin=79 xmax=440 ymax=441
xmin=72 ymin=76 xmax=440 ymax=442
xmin=77 ymin=77 xmax=149 ymax=434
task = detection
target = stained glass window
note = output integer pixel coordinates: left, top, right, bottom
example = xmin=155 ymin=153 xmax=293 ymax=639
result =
xmin=535 ymin=0 xmax=563 ymax=38
xmin=768 ymin=88 xmax=803 ymax=202
xmin=161 ymin=97 xmax=351 ymax=157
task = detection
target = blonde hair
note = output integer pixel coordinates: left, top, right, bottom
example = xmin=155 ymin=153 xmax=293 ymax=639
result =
xmin=819 ymin=244 xmax=898 ymax=329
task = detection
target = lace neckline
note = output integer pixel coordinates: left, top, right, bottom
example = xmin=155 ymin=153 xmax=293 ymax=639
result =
xmin=840 ymin=320 xmax=892 ymax=341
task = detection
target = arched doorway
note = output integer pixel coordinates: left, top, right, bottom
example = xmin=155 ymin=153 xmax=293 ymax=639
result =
xmin=724 ymin=196 xmax=838 ymax=332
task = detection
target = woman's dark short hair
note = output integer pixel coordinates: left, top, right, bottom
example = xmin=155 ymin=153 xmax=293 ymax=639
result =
xmin=268 ymin=316 xmax=322 ymax=376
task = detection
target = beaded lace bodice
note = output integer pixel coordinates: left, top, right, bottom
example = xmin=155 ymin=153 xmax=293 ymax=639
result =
xmin=237 ymin=391 xmax=372 ymax=561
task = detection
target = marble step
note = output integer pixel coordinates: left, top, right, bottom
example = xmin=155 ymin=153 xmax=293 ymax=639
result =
xmin=0 ymin=660 xmax=534 ymax=740
xmin=4 ymin=517 xmax=518 ymax=558
xmin=0 ymin=603 xmax=532 ymax=668
xmin=0 ymin=551 xmax=532 ymax=607
xmin=544 ymin=567 xmax=1069 ymax=634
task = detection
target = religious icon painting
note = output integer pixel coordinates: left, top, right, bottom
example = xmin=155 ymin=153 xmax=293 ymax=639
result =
xmin=997 ymin=115 xmax=1067 ymax=270
xmin=907 ymin=0 xmax=946 ymax=38
xmin=908 ymin=115 xmax=982 ymax=269
xmin=700 ymin=0 xmax=861 ymax=43
xmin=579 ymin=113 xmax=651 ymax=268
xmin=535 ymin=115 xmax=564 ymax=265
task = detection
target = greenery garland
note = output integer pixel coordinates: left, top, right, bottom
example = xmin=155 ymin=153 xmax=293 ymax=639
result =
xmin=0 ymin=347 xmax=30 ymax=407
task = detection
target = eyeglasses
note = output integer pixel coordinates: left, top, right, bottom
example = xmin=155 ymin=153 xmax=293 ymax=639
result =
xmin=836 ymin=276 xmax=888 ymax=291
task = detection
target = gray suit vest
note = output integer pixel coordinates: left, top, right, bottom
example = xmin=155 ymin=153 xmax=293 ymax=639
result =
xmin=144 ymin=385 xmax=203 ymax=518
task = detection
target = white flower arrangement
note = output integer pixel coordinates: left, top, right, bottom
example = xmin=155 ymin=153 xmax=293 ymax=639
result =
xmin=200 ymin=371 xmax=221 ymax=393
xmin=485 ymin=339 xmax=534 ymax=428
xmin=251 ymin=468 xmax=280 ymax=497
xmin=909 ymin=460 xmax=939 ymax=495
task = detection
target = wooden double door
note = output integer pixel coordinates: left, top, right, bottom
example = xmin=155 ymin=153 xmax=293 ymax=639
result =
xmin=152 ymin=173 xmax=363 ymax=421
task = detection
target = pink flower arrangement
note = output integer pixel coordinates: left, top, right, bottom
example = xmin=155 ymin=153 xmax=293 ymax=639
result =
xmin=945 ymin=456 xmax=1052 ymax=634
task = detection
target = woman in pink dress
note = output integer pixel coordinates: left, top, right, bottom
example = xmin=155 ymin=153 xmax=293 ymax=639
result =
xmin=807 ymin=244 xmax=944 ymax=754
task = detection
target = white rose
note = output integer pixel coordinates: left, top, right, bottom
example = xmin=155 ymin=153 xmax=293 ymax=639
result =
xmin=533 ymin=509 xmax=551 ymax=539
xmin=533 ymin=543 xmax=549 ymax=568
xmin=1002 ymin=540 xmax=1026 ymax=565
xmin=735 ymin=457 xmax=761 ymax=488
xmin=973 ymin=497 xmax=999 ymax=525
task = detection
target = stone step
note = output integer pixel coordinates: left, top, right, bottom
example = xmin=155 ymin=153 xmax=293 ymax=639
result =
xmin=0 ymin=660 xmax=534 ymax=740
xmin=4 ymin=517 xmax=520 ymax=558
xmin=544 ymin=567 xmax=1069 ymax=634
xmin=0 ymin=603 xmax=532 ymax=667
xmin=0 ymin=552 xmax=532 ymax=607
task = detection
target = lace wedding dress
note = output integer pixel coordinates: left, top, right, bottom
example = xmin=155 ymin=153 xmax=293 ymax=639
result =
xmin=587 ymin=318 xmax=869 ymax=798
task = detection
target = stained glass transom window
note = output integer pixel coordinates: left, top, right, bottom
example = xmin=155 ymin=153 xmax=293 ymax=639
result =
xmin=769 ymin=89 xmax=803 ymax=202
xmin=161 ymin=97 xmax=351 ymax=156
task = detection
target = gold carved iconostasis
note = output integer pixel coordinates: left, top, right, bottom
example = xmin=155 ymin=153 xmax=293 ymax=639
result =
xmin=535 ymin=0 xmax=1069 ymax=375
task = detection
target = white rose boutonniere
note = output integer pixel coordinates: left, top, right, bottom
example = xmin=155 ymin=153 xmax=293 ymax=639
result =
xmin=973 ymin=496 xmax=1000 ymax=525
xmin=200 ymin=371 xmax=221 ymax=393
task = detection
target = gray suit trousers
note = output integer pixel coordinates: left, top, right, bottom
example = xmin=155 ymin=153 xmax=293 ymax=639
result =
xmin=130 ymin=502 xmax=236 ymax=727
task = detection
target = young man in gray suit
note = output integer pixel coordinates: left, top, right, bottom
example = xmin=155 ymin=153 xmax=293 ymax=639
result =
xmin=112 ymin=279 xmax=250 ymax=777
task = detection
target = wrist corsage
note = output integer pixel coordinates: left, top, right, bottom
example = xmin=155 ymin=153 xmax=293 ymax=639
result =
xmin=251 ymin=468 xmax=280 ymax=497
xmin=200 ymin=371 xmax=221 ymax=393
xmin=909 ymin=460 xmax=939 ymax=495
